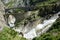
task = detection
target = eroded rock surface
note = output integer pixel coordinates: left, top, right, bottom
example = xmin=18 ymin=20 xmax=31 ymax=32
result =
xmin=0 ymin=0 xmax=6 ymax=31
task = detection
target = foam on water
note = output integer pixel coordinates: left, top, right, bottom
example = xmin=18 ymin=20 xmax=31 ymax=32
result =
xmin=23 ymin=12 xmax=60 ymax=39
xmin=13 ymin=12 xmax=60 ymax=39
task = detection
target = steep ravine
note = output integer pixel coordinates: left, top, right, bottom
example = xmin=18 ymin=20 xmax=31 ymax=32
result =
xmin=1 ymin=0 xmax=60 ymax=40
xmin=13 ymin=12 xmax=60 ymax=40
xmin=4 ymin=3 xmax=60 ymax=40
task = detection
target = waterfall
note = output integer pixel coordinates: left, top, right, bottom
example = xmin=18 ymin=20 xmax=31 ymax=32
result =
xmin=13 ymin=12 xmax=60 ymax=40
xmin=23 ymin=12 xmax=60 ymax=39
xmin=2 ymin=0 xmax=60 ymax=40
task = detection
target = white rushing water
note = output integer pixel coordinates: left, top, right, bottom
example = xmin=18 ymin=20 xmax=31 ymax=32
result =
xmin=13 ymin=12 xmax=60 ymax=40
xmin=24 ymin=12 xmax=60 ymax=39
xmin=0 ymin=0 xmax=60 ymax=39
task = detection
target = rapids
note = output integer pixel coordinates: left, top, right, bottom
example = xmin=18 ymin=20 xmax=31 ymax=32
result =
xmin=13 ymin=12 xmax=60 ymax=40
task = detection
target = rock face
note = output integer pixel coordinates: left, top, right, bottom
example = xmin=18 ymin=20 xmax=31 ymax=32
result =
xmin=8 ymin=15 xmax=16 ymax=27
xmin=1 ymin=0 xmax=30 ymax=8
xmin=0 ymin=0 xmax=6 ymax=30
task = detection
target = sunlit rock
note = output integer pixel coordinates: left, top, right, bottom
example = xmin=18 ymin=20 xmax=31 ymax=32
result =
xmin=8 ymin=15 xmax=16 ymax=27
xmin=0 ymin=26 xmax=3 ymax=31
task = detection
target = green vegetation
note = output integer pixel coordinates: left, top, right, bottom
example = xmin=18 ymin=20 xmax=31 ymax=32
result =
xmin=33 ymin=32 xmax=60 ymax=40
xmin=4 ymin=0 xmax=17 ymax=8
xmin=4 ymin=0 xmax=60 ymax=27
xmin=36 ymin=0 xmax=59 ymax=7
xmin=48 ymin=18 xmax=60 ymax=32
xmin=0 ymin=27 xmax=26 ymax=40
xmin=33 ymin=1 xmax=60 ymax=38
xmin=37 ymin=0 xmax=60 ymax=18
xmin=1 ymin=0 xmax=60 ymax=40
xmin=32 ymin=2 xmax=60 ymax=39
xmin=15 ymin=10 xmax=40 ymax=27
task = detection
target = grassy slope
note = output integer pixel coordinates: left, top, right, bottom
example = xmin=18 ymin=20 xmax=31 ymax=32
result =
xmin=0 ymin=27 xmax=26 ymax=40
xmin=1 ymin=0 xmax=60 ymax=40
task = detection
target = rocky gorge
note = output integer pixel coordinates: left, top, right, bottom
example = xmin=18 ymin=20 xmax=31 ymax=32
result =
xmin=0 ymin=0 xmax=60 ymax=40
